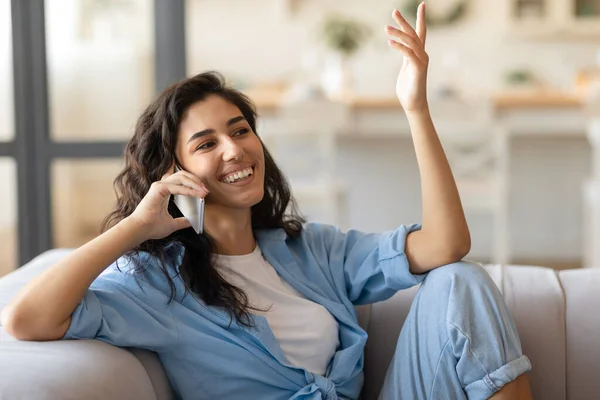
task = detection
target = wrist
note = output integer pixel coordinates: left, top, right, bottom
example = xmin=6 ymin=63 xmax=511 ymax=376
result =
xmin=405 ymin=105 xmax=432 ymax=125
xmin=117 ymin=216 xmax=150 ymax=246
xmin=405 ymin=103 xmax=430 ymax=117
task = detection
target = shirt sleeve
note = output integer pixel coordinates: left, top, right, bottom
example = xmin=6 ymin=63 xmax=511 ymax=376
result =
xmin=308 ymin=223 xmax=426 ymax=305
xmin=62 ymin=257 xmax=179 ymax=352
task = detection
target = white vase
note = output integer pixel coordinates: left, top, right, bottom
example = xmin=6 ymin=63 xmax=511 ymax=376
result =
xmin=321 ymin=53 xmax=353 ymax=100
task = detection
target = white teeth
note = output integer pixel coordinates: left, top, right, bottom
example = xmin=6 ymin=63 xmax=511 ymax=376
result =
xmin=222 ymin=167 xmax=254 ymax=183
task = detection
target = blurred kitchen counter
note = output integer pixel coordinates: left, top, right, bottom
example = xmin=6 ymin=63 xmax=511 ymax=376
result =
xmin=491 ymin=91 xmax=583 ymax=109
xmin=491 ymin=90 xmax=587 ymax=137
xmin=247 ymin=85 xmax=589 ymax=138
xmin=245 ymin=85 xmax=585 ymax=111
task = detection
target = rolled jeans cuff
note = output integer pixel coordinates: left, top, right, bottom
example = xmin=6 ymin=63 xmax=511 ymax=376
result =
xmin=464 ymin=355 xmax=532 ymax=399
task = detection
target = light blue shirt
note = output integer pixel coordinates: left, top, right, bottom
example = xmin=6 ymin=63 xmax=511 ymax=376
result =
xmin=63 ymin=223 xmax=424 ymax=399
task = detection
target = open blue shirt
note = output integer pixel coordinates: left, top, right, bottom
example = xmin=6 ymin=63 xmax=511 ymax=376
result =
xmin=63 ymin=223 xmax=424 ymax=399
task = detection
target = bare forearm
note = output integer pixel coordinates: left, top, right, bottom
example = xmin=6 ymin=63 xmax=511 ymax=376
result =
xmin=405 ymin=107 xmax=471 ymax=272
xmin=1 ymin=217 xmax=146 ymax=340
xmin=385 ymin=5 xmax=470 ymax=273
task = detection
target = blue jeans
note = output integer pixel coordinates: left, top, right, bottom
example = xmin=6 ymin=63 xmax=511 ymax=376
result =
xmin=378 ymin=262 xmax=532 ymax=400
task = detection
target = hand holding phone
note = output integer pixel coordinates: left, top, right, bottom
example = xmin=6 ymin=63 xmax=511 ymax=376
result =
xmin=128 ymin=166 xmax=207 ymax=241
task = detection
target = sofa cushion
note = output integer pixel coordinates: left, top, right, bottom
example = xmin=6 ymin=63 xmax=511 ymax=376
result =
xmin=559 ymin=267 xmax=600 ymax=400
xmin=486 ymin=264 xmax=567 ymax=400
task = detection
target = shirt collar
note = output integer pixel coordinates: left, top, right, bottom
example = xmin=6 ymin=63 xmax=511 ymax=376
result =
xmin=254 ymin=228 xmax=288 ymax=243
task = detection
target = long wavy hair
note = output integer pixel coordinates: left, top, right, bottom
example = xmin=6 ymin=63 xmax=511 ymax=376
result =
xmin=102 ymin=71 xmax=304 ymax=327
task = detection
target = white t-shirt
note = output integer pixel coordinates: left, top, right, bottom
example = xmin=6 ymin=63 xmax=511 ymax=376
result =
xmin=212 ymin=246 xmax=340 ymax=376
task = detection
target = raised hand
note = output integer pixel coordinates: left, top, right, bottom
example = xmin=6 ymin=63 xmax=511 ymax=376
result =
xmin=385 ymin=3 xmax=429 ymax=113
xmin=129 ymin=167 xmax=209 ymax=240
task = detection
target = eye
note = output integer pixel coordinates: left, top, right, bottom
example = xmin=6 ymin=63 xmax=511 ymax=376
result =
xmin=195 ymin=141 xmax=215 ymax=151
xmin=233 ymin=128 xmax=249 ymax=137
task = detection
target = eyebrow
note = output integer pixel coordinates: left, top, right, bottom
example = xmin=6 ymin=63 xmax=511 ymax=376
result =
xmin=186 ymin=116 xmax=247 ymax=144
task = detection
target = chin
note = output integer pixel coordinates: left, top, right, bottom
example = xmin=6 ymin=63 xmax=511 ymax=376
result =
xmin=226 ymin=188 xmax=264 ymax=209
xmin=243 ymin=189 xmax=265 ymax=208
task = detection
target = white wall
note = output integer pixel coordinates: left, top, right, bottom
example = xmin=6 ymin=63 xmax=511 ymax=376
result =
xmin=185 ymin=0 xmax=600 ymax=96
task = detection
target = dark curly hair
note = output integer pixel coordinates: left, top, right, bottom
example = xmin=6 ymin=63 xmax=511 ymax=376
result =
xmin=101 ymin=71 xmax=304 ymax=327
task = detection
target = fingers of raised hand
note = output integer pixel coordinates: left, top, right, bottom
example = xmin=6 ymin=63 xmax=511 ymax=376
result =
xmin=416 ymin=3 xmax=427 ymax=44
xmin=385 ymin=25 xmax=421 ymax=53
xmin=385 ymin=26 xmax=428 ymax=65
xmin=392 ymin=9 xmax=420 ymax=42
xmin=386 ymin=39 xmax=419 ymax=63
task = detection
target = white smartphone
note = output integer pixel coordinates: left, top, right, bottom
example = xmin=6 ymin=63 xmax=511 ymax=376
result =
xmin=172 ymin=166 xmax=205 ymax=234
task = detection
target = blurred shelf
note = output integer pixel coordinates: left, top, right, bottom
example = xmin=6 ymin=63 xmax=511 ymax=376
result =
xmin=244 ymin=87 xmax=402 ymax=111
xmin=491 ymin=91 xmax=584 ymax=109
xmin=246 ymin=86 xmax=584 ymax=111
xmin=508 ymin=0 xmax=600 ymax=39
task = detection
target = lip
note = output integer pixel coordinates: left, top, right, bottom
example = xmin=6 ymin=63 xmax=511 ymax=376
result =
xmin=219 ymin=163 xmax=257 ymax=186
xmin=217 ymin=162 xmax=256 ymax=182
xmin=220 ymin=169 xmax=256 ymax=187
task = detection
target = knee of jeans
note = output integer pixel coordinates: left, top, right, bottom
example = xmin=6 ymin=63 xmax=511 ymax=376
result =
xmin=424 ymin=261 xmax=492 ymax=291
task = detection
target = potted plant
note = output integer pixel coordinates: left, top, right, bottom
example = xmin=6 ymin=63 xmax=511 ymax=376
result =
xmin=319 ymin=14 xmax=371 ymax=99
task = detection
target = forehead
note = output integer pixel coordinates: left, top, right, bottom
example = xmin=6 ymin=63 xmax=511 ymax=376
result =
xmin=179 ymin=95 xmax=243 ymax=133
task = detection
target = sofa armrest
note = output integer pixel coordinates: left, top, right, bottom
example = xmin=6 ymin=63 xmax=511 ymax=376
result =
xmin=0 ymin=335 xmax=160 ymax=400
xmin=1 ymin=249 xmax=175 ymax=400
xmin=0 ymin=249 xmax=73 ymax=315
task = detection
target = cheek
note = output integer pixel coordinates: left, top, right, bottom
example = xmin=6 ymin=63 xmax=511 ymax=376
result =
xmin=189 ymin=156 xmax=218 ymax=182
xmin=251 ymin=137 xmax=265 ymax=161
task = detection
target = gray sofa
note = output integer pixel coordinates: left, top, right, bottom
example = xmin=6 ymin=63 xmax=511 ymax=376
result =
xmin=1 ymin=249 xmax=599 ymax=400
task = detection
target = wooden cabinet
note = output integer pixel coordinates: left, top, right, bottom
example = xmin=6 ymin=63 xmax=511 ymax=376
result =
xmin=508 ymin=0 xmax=600 ymax=38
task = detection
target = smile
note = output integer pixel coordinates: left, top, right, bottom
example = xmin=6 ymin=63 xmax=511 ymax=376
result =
xmin=220 ymin=166 xmax=255 ymax=184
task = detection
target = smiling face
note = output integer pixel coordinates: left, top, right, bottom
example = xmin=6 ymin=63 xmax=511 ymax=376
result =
xmin=175 ymin=94 xmax=265 ymax=210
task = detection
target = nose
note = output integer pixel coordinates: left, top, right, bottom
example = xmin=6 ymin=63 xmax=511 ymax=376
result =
xmin=221 ymin=136 xmax=245 ymax=162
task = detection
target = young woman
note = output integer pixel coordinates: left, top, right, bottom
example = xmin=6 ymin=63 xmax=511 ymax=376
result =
xmin=2 ymin=4 xmax=532 ymax=399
